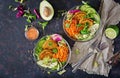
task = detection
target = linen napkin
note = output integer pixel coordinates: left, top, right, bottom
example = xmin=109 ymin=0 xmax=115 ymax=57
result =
xmin=69 ymin=0 xmax=120 ymax=76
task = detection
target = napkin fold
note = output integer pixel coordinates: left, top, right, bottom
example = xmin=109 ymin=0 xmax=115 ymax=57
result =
xmin=69 ymin=0 xmax=120 ymax=76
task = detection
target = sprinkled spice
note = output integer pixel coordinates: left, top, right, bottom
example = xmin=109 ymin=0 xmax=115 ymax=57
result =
xmin=25 ymin=27 xmax=39 ymax=40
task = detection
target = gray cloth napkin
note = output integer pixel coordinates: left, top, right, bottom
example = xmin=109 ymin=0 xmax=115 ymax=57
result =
xmin=69 ymin=0 xmax=120 ymax=76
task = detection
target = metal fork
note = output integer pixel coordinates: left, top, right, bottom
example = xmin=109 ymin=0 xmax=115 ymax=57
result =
xmin=72 ymin=39 xmax=100 ymax=73
xmin=92 ymin=42 xmax=108 ymax=67
xmin=72 ymin=41 xmax=108 ymax=73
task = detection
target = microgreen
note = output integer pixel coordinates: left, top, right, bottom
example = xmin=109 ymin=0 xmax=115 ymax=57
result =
xmin=61 ymin=62 xmax=66 ymax=65
xmin=38 ymin=21 xmax=48 ymax=30
xmin=8 ymin=5 xmax=17 ymax=11
xmin=80 ymin=22 xmax=90 ymax=34
xmin=23 ymin=11 xmax=36 ymax=23
xmin=24 ymin=25 xmax=29 ymax=31
xmin=48 ymin=42 xmax=53 ymax=46
xmin=80 ymin=29 xmax=90 ymax=34
xmin=75 ymin=48 xmax=80 ymax=55
xmin=65 ymin=23 xmax=70 ymax=28
xmin=47 ymin=72 xmax=51 ymax=74
xmin=82 ymin=1 xmax=89 ymax=5
xmin=57 ymin=10 xmax=67 ymax=19
xmin=15 ymin=0 xmax=25 ymax=3
xmin=77 ymin=24 xmax=82 ymax=27
xmin=52 ymin=48 xmax=58 ymax=53
xmin=85 ymin=22 xmax=89 ymax=26
xmin=15 ymin=0 xmax=19 ymax=2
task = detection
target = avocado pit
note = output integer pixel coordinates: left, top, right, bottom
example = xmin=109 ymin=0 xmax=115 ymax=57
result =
xmin=43 ymin=6 xmax=51 ymax=17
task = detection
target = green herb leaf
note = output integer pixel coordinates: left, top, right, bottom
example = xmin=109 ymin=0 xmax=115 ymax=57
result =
xmin=82 ymin=1 xmax=89 ymax=5
xmin=52 ymin=48 xmax=58 ymax=53
xmin=65 ymin=23 xmax=70 ymax=28
xmin=85 ymin=22 xmax=89 ymax=26
xmin=8 ymin=5 xmax=13 ymax=9
xmin=32 ymin=15 xmax=36 ymax=20
xmin=49 ymin=42 xmax=53 ymax=46
xmin=57 ymin=10 xmax=67 ymax=19
xmin=20 ymin=0 xmax=24 ymax=3
xmin=23 ymin=10 xmax=37 ymax=23
xmin=38 ymin=21 xmax=48 ymax=30
xmin=28 ymin=14 xmax=36 ymax=19
xmin=8 ymin=5 xmax=17 ymax=11
xmin=75 ymin=48 xmax=80 ymax=55
xmin=35 ymin=47 xmax=43 ymax=54
xmin=80 ymin=29 xmax=90 ymax=34
xmin=15 ymin=0 xmax=19 ymax=2
xmin=26 ymin=18 xmax=31 ymax=23
xmin=61 ymin=62 xmax=66 ymax=65
xmin=25 ymin=25 xmax=28 ymax=31
xmin=52 ymin=58 xmax=57 ymax=62
xmin=15 ymin=0 xmax=25 ymax=3
xmin=24 ymin=9 xmax=30 ymax=14
xmin=47 ymin=71 xmax=51 ymax=74
xmin=23 ymin=13 xmax=27 ymax=17
xmin=80 ymin=22 xmax=90 ymax=34
xmin=77 ymin=24 xmax=82 ymax=27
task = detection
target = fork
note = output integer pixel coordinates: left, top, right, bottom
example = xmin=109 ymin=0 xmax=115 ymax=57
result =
xmin=92 ymin=42 xmax=108 ymax=67
xmin=72 ymin=39 xmax=100 ymax=73
xmin=72 ymin=40 xmax=108 ymax=73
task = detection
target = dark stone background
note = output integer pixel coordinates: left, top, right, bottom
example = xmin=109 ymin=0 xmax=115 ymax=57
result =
xmin=0 ymin=0 xmax=120 ymax=78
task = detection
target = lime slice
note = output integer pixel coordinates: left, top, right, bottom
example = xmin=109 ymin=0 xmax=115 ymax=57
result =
xmin=105 ymin=25 xmax=119 ymax=39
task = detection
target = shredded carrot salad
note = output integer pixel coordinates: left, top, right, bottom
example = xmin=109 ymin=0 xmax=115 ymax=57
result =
xmin=64 ymin=11 xmax=94 ymax=39
xmin=39 ymin=40 xmax=69 ymax=62
xmin=37 ymin=35 xmax=69 ymax=63
xmin=53 ymin=44 xmax=69 ymax=62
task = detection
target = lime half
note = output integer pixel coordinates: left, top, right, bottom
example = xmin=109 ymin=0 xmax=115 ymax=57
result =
xmin=105 ymin=25 xmax=119 ymax=39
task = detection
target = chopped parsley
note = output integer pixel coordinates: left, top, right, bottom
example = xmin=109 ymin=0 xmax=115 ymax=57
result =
xmin=48 ymin=42 xmax=53 ymax=46
xmin=77 ymin=24 xmax=82 ymax=27
xmin=38 ymin=21 xmax=48 ymax=30
xmin=80 ymin=22 xmax=90 ymax=34
xmin=75 ymin=48 xmax=80 ymax=55
xmin=52 ymin=48 xmax=58 ymax=53
xmin=65 ymin=23 xmax=70 ymax=28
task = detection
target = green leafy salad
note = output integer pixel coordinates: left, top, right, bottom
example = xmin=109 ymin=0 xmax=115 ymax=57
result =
xmin=33 ymin=34 xmax=71 ymax=71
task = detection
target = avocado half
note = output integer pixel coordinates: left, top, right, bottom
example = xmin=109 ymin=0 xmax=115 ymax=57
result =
xmin=39 ymin=0 xmax=54 ymax=21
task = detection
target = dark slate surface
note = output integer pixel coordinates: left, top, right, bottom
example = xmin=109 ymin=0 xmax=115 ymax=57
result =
xmin=0 ymin=0 xmax=120 ymax=78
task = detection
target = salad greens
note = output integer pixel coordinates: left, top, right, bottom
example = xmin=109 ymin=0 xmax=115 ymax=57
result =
xmin=38 ymin=21 xmax=48 ymax=30
xmin=34 ymin=34 xmax=70 ymax=71
xmin=23 ymin=12 xmax=36 ymax=23
xmin=52 ymin=48 xmax=58 ymax=53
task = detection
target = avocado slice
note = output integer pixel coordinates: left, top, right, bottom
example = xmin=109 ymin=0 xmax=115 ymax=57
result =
xmin=39 ymin=0 xmax=54 ymax=21
xmin=92 ymin=13 xmax=100 ymax=23
xmin=89 ymin=13 xmax=100 ymax=23
xmin=80 ymin=4 xmax=91 ymax=11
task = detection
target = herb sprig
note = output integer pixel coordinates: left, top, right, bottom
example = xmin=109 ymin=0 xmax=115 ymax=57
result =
xmin=38 ymin=21 xmax=49 ymax=30
xmin=9 ymin=0 xmax=49 ymax=32
xmin=57 ymin=10 xmax=67 ymax=19
xmin=23 ymin=9 xmax=36 ymax=23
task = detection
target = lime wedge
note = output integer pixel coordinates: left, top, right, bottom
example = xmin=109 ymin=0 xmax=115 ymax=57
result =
xmin=105 ymin=25 xmax=119 ymax=39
